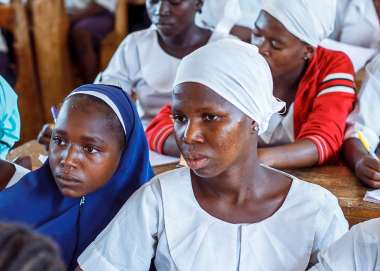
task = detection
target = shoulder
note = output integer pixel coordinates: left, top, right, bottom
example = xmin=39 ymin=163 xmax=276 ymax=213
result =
xmin=350 ymin=218 xmax=380 ymax=243
xmin=118 ymin=27 xmax=157 ymax=49
xmin=316 ymin=47 xmax=355 ymax=74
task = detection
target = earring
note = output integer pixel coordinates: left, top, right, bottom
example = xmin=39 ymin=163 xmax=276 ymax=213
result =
xmin=303 ymin=56 xmax=309 ymax=61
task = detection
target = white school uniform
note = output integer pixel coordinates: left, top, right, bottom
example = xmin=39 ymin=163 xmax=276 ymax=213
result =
xmin=96 ymin=27 xmax=227 ymax=128
xmin=309 ymin=218 xmax=380 ymax=271
xmin=332 ymin=0 xmax=380 ymax=49
xmin=196 ymin=0 xmax=263 ymax=33
xmin=78 ymin=167 xmax=348 ymax=271
xmin=65 ymin=0 xmax=116 ymax=12
xmin=345 ymin=54 xmax=380 ymax=152
xmin=5 ymin=163 xmax=30 ymax=189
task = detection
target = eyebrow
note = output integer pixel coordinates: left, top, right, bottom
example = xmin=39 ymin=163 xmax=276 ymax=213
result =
xmin=53 ymin=129 xmax=106 ymax=145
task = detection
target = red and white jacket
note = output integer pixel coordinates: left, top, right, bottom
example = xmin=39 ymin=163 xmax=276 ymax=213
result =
xmin=146 ymin=47 xmax=356 ymax=165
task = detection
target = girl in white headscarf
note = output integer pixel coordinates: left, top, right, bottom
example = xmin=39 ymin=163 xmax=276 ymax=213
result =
xmin=77 ymin=39 xmax=348 ymax=271
xmin=147 ymin=0 xmax=356 ymax=170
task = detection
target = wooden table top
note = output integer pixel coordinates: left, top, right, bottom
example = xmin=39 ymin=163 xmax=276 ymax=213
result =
xmin=7 ymin=140 xmax=380 ymax=226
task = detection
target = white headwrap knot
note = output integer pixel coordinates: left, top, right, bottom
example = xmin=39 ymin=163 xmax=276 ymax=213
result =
xmin=262 ymin=0 xmax=337 ymax=47
xmin=173 ymin=38 xmax=285 ymax=135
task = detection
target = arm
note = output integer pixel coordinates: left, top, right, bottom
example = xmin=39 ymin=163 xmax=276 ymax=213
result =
xmin=145 ymin=105 xmax=180 ymax=157
xmin=230 ymin=25 xmax=252 ymax=43
xmin=258 ymin=139 xmax=318 ymax=169
xmin=343 ymin=138 xmax=380 ymax=188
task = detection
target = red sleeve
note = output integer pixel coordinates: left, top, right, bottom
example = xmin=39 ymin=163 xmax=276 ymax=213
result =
xmin=145 ymin=104 xmax=174 ymax=154
xmin=297 ymin=51 xmax=356 ymax=164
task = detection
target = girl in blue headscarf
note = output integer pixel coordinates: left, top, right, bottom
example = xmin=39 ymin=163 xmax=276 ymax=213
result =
xmin=0 ymin=84 xmax=154 ymax=270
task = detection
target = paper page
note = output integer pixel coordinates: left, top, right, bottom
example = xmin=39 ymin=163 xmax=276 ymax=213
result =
xmin=149 ymin=150 xmax=179 ymax=167
xmin=363 ymin=189 xmax=380 ymax=204
xmin=320 ymin=39 xmax=377 ymax=72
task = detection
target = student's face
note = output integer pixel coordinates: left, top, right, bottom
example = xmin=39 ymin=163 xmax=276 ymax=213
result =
xmin=48 ymin=99 xmax=123 ymax=198
xmin=252 ymin=11 xmax=312 ymax=79
xmin=146 ymin=0 xmax=200 ymax=38
xmin=173 ymin=83 xmax=254 ymax=178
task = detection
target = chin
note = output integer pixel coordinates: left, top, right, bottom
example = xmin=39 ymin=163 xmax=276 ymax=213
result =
xmin=58 ymin=187 xmax=84 ymax=198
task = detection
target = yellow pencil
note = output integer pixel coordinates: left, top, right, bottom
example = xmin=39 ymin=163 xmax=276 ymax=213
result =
xmin=357 ymin=130 xmax=378 ymax=160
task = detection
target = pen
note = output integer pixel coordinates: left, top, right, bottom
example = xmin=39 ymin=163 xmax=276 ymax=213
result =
xmin=357 ymin=130 xmax=378 ymax=160
xmin=50 ymin=106 xmax=58 ymax=123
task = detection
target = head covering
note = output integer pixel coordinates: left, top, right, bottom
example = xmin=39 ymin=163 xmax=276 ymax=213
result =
xmin=174 ymin=38 xmax=284 ymax=135
xmin=0 ymin=84 xmax=154 ymax=270
xmin=261 ymin=0 xmax=337 ymax=47
xmin=0 ymin=76 xmax=20 ymax=159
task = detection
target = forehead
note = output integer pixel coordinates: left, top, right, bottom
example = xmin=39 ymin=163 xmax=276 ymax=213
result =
xmin=173 ymin=82 xmax=244 ymax=115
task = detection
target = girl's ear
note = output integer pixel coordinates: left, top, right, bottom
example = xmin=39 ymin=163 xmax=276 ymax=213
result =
xmin=196 ymin=0 xmax=203 ymax=13
xmin=303 ymin=44 xmax=315 ymax=61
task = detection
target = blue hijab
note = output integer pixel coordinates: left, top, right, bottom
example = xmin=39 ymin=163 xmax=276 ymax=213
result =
xmin=0 ymin=84 xmax=154 ymax=270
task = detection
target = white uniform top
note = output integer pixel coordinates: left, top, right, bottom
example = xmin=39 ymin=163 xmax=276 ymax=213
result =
xmin=332 ymin=0 xmax=380 ymax=49
xmin=65 ymin=0 xmax=116 ymax=12
xmin=196 ymin=0 xmax=263 ymax=33
xmin=5 ymin=163 xmax=30 ymax=189
xmin=97 ymin=27 xmax=227 ymax=128
xmin=309 ymin=218 xmax=380 ymax=271
xmin=345 ymin=54 xmax=380 ymax=152
xmin=78 ymin=167 xmax=348 ymax=271
xmin=259 ymin=104 xmax=294 ymax=147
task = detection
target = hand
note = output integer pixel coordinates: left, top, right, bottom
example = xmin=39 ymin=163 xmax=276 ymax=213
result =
xmin=13 ymin=155 xmax=32 ymax=170
xmin=355 ymin=155 xmax=380 ymax=188
xmin=37 ymin=123 xmax=53 ymax=151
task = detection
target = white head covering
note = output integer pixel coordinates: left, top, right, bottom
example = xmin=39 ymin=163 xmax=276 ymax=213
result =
xmin=261 ymin=0 xmax=337 ymax=47
xmin=173 ymin=39 xmax=285 ymax=135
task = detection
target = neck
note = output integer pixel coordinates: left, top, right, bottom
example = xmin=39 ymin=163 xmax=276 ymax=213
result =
xmin=193 ymin=149 xmax=268 ymax=204
xmin=273 ymin=61 xmax=308 ymax=101
xmin=160 ymin=24 xmax=205 ymax=48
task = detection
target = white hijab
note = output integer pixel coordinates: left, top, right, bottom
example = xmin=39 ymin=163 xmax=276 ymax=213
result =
xmin=261 ymin=0 xmax=337 ymax=47
xmin=173 ymin=39 xmax=285 ymax=135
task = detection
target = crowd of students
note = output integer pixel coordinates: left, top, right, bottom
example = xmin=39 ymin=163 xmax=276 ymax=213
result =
xmin=0 ymin=0 xmax=380 ymax=270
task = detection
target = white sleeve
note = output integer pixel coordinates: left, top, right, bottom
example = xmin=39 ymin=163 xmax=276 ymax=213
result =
xmin=345 ymin=55 xmax=380 ymax=152
xmin=309 ymin=219 xmax=380 ymax=271
xmin=95 ymin=0 xmax=116 ymax=12
xmin=78 ymin=179 xmax=163 ymax=271
xmin=95 ymin=34 xmax=138 ymax=96
xmin=310 ymin=192 xmax=348 ymax=265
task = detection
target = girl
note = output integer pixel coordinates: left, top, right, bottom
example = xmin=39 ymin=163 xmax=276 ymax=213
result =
xmin=77 ymin=39 xmax=348 ymax=271
xmin=344 ymin=54 xmax=380 ymax=188
xmin=0 ymin=84 xmax=153 ymax=270
xmin=147 ymin=0 xmax=356 ymax=169
xmin=0 ymin=75 xmax=20 ymax=159
xmin=67 ymin=0 xmax=116 ymax=82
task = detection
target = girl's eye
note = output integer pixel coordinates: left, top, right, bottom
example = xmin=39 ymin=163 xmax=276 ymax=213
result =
xmin=173 ymin=114 xmax=187 ymax=123
xmin=169 ymin=0 xmax=182 ymax=5
xmin=270 ymin=40 xmax=281 ymax=50
xmin=203 ymin=114 xmax=220 ymax=121
xmin=83 ymin=145 xmax=99 ymax=154
xmin=52 ymin=136 xmax=65 ymax=146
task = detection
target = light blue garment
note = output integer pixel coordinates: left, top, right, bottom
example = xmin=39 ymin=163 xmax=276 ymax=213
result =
xmin=0 ymin=75 xmax=20 ymax=159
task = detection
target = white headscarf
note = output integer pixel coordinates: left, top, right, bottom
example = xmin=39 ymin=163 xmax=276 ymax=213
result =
xmin=173 ymin=39 xmax=285 ymax=135
xmin=261 ymin=0 xmax=337 ymax=47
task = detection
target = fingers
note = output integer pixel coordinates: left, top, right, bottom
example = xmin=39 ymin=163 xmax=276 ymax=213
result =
xmin=355 ymin=155 xmax=380 ymax=188
xmin=37 ymin=123 xmax=54 ymax=151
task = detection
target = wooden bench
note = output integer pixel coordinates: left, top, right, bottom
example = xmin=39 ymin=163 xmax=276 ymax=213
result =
xmin=0 ymin=0 xmax=44 ymax=142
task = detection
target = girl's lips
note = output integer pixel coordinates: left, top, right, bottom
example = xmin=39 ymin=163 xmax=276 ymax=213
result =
xmin=185 ymin=157 xmax=210 ymax=170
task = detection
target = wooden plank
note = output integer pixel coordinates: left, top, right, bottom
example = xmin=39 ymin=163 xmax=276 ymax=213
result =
xmin=30 ymin=0 xmax=75 ymax=122
xmin=11 ymin=0 xmax=44 ymax=142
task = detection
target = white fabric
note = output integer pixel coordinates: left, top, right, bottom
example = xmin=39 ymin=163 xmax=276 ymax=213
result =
xmin=65 ymin=0 xmax=116 ymax=12
xmin=196 ymin=0 xmax=263 ymax=32
xmin=262 ymin=0 xmax=337 ymax=47
xmin=78 ymin=167 xmax=348 ymax=271
xmin=259 ymin=103 xmax=294 ymax=147
xmin=332 ymin=0 xmax=380 ymax=50
xmin=174 ymin=39 xmax=285 ymax=135
xmin=345 ymin=54 xmax=380 ymax=153
xmin=0 ymin=32 xmax=7 ymax=53
xmin=68 ymin=90 xmax=126 ymax=133
xmin=5 ymin=163 xmax=30 ymax=189
xmin=309 ymin=218 xmax=380 ymax=271
xmin=195 ymin=0 xmax=263 ymax=33
xmin=96 ymin=27 xmax=228 ymax=128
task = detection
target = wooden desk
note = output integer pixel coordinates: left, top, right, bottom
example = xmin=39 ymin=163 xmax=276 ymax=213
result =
xmin=7 ymin=141 xmax=380 ymax=226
